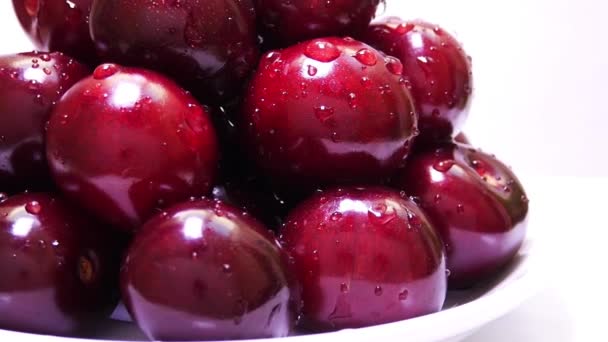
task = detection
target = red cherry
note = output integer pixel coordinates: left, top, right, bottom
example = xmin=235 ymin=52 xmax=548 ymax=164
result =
xmin=256 ymin=0 xmax=383 ymax=48
xmin=89 ymin=0 xmax=259 ymax=103
xmin=46 ymin=64 xmax=219 ymax=231
xmin=0 ymin=193 xmax=121 ymax=335
xmin=362 ymin=17 xmax=473 ymax=141
xmin=121 ymin=199 xmax=296 ymax=341
xmin=0 ymin=51 xmax=89 ymax=194
xmin=12 ymin=0 xmax=97 ymax=65
xmin=280 ymin=187 xmax=446 ymax=331
xmin=394 ymin=142 xmax=528 ymax=288
xmin=241 ymin=38 xmax=417 ymax=192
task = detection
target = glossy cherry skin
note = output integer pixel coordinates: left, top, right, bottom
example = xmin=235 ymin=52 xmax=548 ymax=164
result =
xmin=121 ymin=199 xmax=296 ymax=341
xmin=256 ymin=0 xmax=382 ymax=48
xmin=0 ymin=193 xmax=121 ymax=335
xmin=394 ymin=142 xmax=528 ymax=288
xmin=12 ymin=0 xmax=97 ymax=65
xmin=46 ymin=64 xmax=219 ymax=231
xmin=89 ymin=0 xmax=258 ymax=103
xmin=241 ymin=38 xmax=417 ymax=192
xmin=362 ymin=18 xmax=473 ymax=141
xmin=280 ymin=187 xmax=446 ymax=331
xmin=0 ymin=52 xmax=89 ymax=194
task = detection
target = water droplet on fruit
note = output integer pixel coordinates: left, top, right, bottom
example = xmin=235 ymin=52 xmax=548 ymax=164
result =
xmin=354 ymin=48 xmax=377 ymax=66
xmin=330 ymin=212 xmax=343 ymax=221
xmin=222 ymin=263 xmax=232 ymax=273
xmin=93 ymin=64 xmax=118 ymax=79
xmin=431 ymin=108 xmax=441 ymax=117
xmin=456 ymin=204 xmax=465 ymax=214
xmin=331 ymin=132 xmax=339 ymax=142
xmin=314 ymin=105 xmax=335 ymax=123
xmin=433 ymin=26 xmax=444 ymax=35
xmin=394 ymin=22 xmax=414 ymax=34
xmin=28 ymin=80 xmax=39 ymax=90
xmin=398 ymin=289 xmax=409 ymax=301
xmin=42 ymin=67 xmax=52 ymax=75
xmin=434 ymin=194 xmax=442 ymax=203
xmin=265 ymin=51 xmax=281 ymax=63
xmin=307 ymin=65 xmax=318 ymax=76
xmin=503 ymin=186 xmax=512 ymax=193
xmin=374 ymin=286 xmax=383 ymax=296
xmin=433 ymin=160 xmax=455 ymax=172
xmin=25 ymin=0 xmax=39 ymax=16
xmin=347 ymin=93 xmax=358 ymax=109
xmin=407 ymin=212 xmax=422 ymax=229
xmin=368 ymin=203 xmax=396 ymax=225
xmin=305 ymin=40 xmax=341 ymax=62
xmin=471 ymin=159 xmax=486 ymax=174
xmin=399 ymin=77 xmax=412 ymax=90
xmin=385 ymin=56 xmax=403 ymax=75
xmin=0 ymin=193 xmax=7 ymax=202
xmin=25 ymin=201 xmax=41 ymax=214
xmin=360 ymin=76 xmax=372 ymax=88
xmin=445 ymin=269 xmax=452 ymax=277
xmin=340 ymin=283 xmax=349 ymax=293
xmin=521 ymin=195 xmax=529 ymax=204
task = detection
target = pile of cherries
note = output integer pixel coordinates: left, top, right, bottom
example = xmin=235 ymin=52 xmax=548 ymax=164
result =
xmin=0 ymin=0 xmax=529 ymax=341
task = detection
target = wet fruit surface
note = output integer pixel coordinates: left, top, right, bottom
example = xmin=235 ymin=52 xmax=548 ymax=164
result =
xmin=241 ymin=38 xmax=418 ymax=192
xmin=12 ymin=0 xmax=97 ymax=65
xmin=280 ymin=187 xmax=446 ymax=331
xmin=0 ymin=193 xmax=120 ymax=335
xmin=89 ymin=0 xmax=259 ymax=103
xmin=121 ymin=199 xmax=295 ymax=341
xmin=0 ymin=51 xmax=89 ymax=194
xmin=256 ymin=0 xmax=382 ymax=47
xmin=46 ymin=64 xmax=219 ymax=231
xmin=362 ymin=18 xmax=473 ymax=141
xmin=394 ymin=142 xmax=528 ymax=288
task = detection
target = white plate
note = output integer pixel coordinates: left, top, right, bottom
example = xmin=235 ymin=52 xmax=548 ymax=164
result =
xmin=0 ymin=211 xmax=545 ymax=342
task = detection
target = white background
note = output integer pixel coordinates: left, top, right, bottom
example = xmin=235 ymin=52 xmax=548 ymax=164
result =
xmin=1 ymin=1 xmax=606 ymax=341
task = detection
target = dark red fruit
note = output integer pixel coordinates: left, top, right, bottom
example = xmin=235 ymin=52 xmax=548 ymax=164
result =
xmin=454 ymin=132 xmax=470 ymax=144
xmin=241 ymin=38 xmax=417 ymax=192
xmin=12 ymin=0 xmax=97 ymax=65
xmin=362 ymin=18 xmax=473 ymax=140
xmin=89 ymin=0 xmax=259 ymax=103
xmin=256 ymin=0 xmax=382 ymax=47
xmin=46 ymin=64 xmax=219 ymax=231
xmin=0 ymin=52 xmax=88 ymax=194
xmin=121 ymin=199 xmax=295 ymax=341
xmin=280 ymin=187 xmax=446 ymax=331
xmin=0 ymin=193 xmax=120 ymax=335
xmin=394 ymin=142 xmax=528 ymax=288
